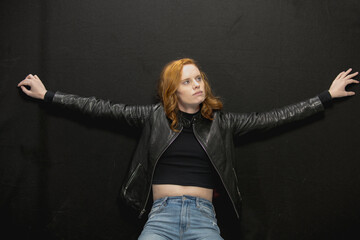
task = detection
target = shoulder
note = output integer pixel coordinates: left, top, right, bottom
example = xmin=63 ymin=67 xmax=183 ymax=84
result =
xmin=213 ymin=109 xmax=230 ymax=121
xmin=153 ymin=102 xmax=162 ymax=110
xmin=212 ymin=109 xmax=248 ymax=130
xmin=149 ymin=103 xmax=165 ymax=118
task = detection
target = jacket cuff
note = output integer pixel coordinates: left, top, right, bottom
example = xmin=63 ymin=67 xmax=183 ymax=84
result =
xmin=317 ymin=90 xmax=332 ymax=108
xmin=44 ymin=91 xmax=55 ymax=103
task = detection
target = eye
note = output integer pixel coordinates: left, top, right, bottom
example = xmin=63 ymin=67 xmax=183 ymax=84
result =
xmin=196 ymin=76 xmax=202 ymax=81
xmin=183 ymin=80 xmax=190 ymax=85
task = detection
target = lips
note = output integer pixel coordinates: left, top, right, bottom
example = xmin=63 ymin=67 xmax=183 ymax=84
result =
xmin=193 ymin=91 xmax=203 ymax=96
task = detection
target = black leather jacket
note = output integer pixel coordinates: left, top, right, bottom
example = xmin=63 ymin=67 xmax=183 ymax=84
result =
xmin=52 ymin=91 xmax=325 ymax=219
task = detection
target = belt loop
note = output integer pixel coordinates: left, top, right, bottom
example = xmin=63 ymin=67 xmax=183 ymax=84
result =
xmin=196 ymin=196 xmax=200 ymax=208
xmin=163 ymin=196 xmax=168 ymax=206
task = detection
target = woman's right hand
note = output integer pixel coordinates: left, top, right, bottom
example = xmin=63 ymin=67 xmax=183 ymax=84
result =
xmin=18 ymin=74 xmax=47 ymax=100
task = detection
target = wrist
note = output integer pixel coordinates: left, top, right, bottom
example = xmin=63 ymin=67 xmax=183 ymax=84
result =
xmin=40 ymin=90 xmax=47 ymax=100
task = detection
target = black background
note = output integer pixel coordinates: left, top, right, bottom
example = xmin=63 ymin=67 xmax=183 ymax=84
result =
xmin=1 ymin=0 xmax=360 ymax=239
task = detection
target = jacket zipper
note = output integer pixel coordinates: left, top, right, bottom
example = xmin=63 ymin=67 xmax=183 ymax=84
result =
xmin=232 ymin=167 xmax=242 ymax=201
xmin=123 ymin=163 xmax=142 ymax=196
xmin=138 ymin=128 xmax=183 ymax=218
xmin=192 ymin=123 xmax=240 ymax=219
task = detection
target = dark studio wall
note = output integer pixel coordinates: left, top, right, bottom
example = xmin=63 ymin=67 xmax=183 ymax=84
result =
xmin=1 ymin=0 xmax=360 ymax=239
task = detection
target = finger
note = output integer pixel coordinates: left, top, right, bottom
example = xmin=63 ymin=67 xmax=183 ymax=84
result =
xmin=346 ymin=79 xmax=360 ymax=85
xmin=25 ymin=74 xmax=35 ymax=80
xmin=344 ymin=71 xmax=358 ymax=80
xmin=339 ymin=68 xmax=352 ymax=79
xmin=346 ymin=91 xmax=355 ymax=96
xmin=343 ymin=68 xmax=353 ymax=77
xmin=20 ymin=85 xmax=31 ymax=95
xmin=335 ymin=71 xmax=345 ymax=81
xmin=17 ymin=79 xmax=31 ymax=87
xmin=34 ymin=75 xmax=40 ymax=80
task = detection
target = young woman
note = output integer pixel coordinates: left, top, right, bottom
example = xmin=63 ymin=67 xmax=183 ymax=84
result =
xmin=18 ymin=58 xmax=358 ymax=239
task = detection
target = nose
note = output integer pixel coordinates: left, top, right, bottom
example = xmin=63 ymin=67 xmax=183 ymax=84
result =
xmin=192 ymin=79 xmax=200 ymax=89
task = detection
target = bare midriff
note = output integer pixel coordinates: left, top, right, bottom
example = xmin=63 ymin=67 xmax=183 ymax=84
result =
xmin=152 ymin=184 xmax=213 ymax=202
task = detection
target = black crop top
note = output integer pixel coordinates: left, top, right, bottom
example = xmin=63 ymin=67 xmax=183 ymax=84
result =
xmin=152 ymin=110 xmax=217 ymax=189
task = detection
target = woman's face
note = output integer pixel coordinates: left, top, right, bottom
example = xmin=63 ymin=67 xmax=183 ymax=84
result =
xmin=176 ymin=64 xmax=205 ymax=113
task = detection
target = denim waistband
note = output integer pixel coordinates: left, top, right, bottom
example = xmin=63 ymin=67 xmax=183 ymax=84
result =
xmin=153 ymin=195 xmax=214 ymax=209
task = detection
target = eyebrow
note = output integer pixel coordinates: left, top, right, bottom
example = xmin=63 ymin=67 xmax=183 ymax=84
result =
xmin=181 ymin=74 xmax=201 ymax=81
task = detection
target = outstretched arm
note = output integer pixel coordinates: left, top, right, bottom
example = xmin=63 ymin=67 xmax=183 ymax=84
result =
xmin=17 ymin=74 xmax=154 ymax=128
xmin=226 ymin=68 xmax=359 ymax=136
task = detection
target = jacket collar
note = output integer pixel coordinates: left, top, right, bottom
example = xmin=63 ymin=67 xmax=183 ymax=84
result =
xmin=178 ymin=109 xmax=202 ymax=128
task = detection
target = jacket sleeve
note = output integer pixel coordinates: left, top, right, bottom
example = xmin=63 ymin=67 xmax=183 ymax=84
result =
xmin=223 ymin=95 xmax=325 ymax=136
xmin=52 ymin=91 xmax=153 ymax=128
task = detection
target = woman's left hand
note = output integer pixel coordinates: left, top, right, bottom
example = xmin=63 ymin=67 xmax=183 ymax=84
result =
xmin=329 ymin=68 xmax=359 ymax=98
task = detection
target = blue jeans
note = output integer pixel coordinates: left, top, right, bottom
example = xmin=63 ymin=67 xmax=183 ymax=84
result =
xmin=138 ymin=195 xmax=224 ymax=240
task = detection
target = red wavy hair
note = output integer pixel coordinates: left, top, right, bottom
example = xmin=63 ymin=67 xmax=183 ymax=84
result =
xmin=158 ymin=58 xmax=223 ymax=131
